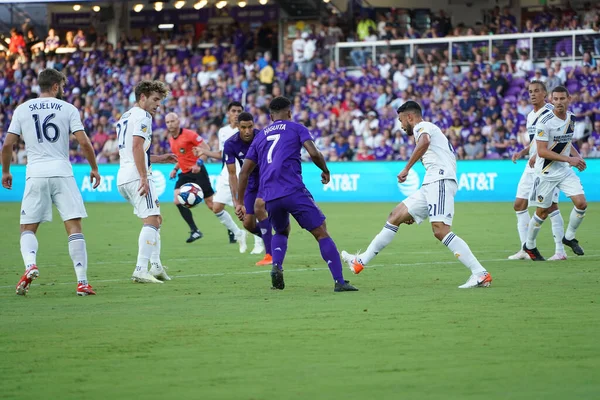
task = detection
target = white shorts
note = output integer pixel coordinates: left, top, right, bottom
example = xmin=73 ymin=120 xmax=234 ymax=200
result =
xmin=212 ymin=174 xmax=233 ymax=206
xmin=530 ymin=169 xmax=584 ymax=209
xmin=403 ymin=179 xmax=457 ymax=226
xmin=118 ymin=179 xmax=161 ymax=219
xmin=20 ymin=176 xmax=87 ymax=224
xmin=516 ymin=169 xmax=559 ymax=204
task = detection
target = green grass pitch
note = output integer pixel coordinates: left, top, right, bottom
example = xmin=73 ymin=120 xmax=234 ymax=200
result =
xmin=0 ymin=202 xmax=599 ymax=400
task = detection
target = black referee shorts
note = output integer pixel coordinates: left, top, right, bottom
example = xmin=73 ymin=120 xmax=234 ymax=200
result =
xmin=175 ymin=166 xmax=215 ymax=199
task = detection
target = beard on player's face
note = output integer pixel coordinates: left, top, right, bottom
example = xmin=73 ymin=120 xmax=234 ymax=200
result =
xmin=54 ymin=83 xmax=64 ymax=100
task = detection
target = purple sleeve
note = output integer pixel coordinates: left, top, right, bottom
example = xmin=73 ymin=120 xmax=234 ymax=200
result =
xmin=246 ymin=139 xmax=259 ymax=163
xmin=297 ymin=125 xmax=314 ymax=144
xmin=223 ymin=140 xmax=236 ymax=165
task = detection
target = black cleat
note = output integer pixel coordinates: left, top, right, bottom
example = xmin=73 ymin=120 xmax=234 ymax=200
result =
xmin=186 ymin=230 xmax=203 ymax=243
xmin=334 ymin=280 xmax=359 ymax=292
xmin=562 ymin=237 xmax=584 ymax=256
xmin=228 ymin=229 xmax=237 ymax=244
xmin=270 ymin=265 xmax=285 ymax=290
xmin=522 ymin=243 xmax=545 ymax=261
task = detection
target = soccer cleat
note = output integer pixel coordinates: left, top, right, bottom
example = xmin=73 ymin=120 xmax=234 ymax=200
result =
xmin=15 ymin=265 xmax=39 ymax=296
xmin=458 ymin=272 xmax=492 ymax=289
xmin=250 ymin=238 xmax=265 ymax=255
xmin=522 ymin=244 xmax=545 ymax=261
xmin=149 ymin=263 xmax=171 ymax=281
xmin=228 ymin=229 xmax=237 ymax=244
xmin=270 ymin=265 xmax=285 ymax=290
xmin=562 ymin=237 xmax=584 ymax=256
xmin=131 ymin=270 xmax=164 ymax=284
xmin=76 ymin=283 xmax=96 ymax=296
xmin=548 ymin=253 xmax=567 ymax=261
xmin=334 ymin=280 xmax=359 ymax=292
xmin=186 ymin=230 xmax=203 ymax=243
xmin=255 ymin=254 xmax=273 ymax=266
xmin=508 ymin=249 xmax=529 ymax=260
xmin=340 ymin=250 xmax=364 ymax=274
xmin=237 ymin=230 xmax=248 ymax=254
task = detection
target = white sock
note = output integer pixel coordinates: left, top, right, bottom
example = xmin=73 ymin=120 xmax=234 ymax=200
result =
xmin=516 ymin=210 xmax=529 ymax=246
xmin=20 ymin=231 xmax=38 ymax=270
xmin=358 ymin=222 xmax=398 ymax=265
xmin=150 ymin=228 xmax=162 ymax=269
xmin=549 ymin=210 xmax=565 ymax=254
xmin=136 ymin=225 xmax=157 ymax=274
xmin=68 ymin=233 xmax=88 ymax=284
xmin=215 ymin=210 xmax=242 ymax=235
xmin=565 ymin=207 xmax=586 ymax=240
xmin=525 ymin=214 xmax=545 ymax=249
xmin=442 ymin=232 xmax=486 ymax=275
xmin=254 ymin=234 xmax=263 ymax=246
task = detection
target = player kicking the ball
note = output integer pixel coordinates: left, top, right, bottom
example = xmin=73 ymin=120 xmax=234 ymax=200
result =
xmin=225 ymin=112 xmax=273 ymax=266
xmin=238 ymin=97 xmax=357 ymax=292
xmin=2 ymin=68 xmax=99 ymax=296
xmin=523 ymin=86 xmax=587 ymax=261
xmin=341 ymin=101 xmax=492 ymax=289
xmin=116 ymin=81 xmax=177 ymax=283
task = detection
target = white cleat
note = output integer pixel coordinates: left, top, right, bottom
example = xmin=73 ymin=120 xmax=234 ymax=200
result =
xmin=150 ymin=263 xmax=171 ymax=281
xmin=508 ymin=249 xmax=529 ymax=260
xmin=250 ymin=237 xmax=265 ymax=255
xmin=341 ymin=250 xmax=364 ymax=274
xmin=237 ymin=230 xmax=248 ymax=254
xmin=458 ymin=272 xmax=493 ymax=289
xmin=548 ymin=253 xmax=567 ymax=261
xmin=132 ymin=270 xmax=164 ymax=284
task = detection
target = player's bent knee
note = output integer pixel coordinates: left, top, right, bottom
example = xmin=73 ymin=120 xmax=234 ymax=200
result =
xmin=514 ymin=198 xmax=527 ymax=212
xmin=388 ymin=203 xmax=411 ymax=226
xmin=431 ymin=222 xmax=450 ymax=241
xmin=573 ymin=197 xmax=587 ymax=210
xmin=243 ymin=218 xmax=256 ymax=232
xmin=310 ymin=225 xmax=329 ymax=241
xmin=535 ymin=207 xmax=550 ymax=219
xmin=64 ymin=218 xmax=83 ymax=235
xmin=20 ymin=223 xmax=40 ymax=234
xmin=212 ymin=202 xmax=224 ymax=214
xmin=548 ymin=203 xmax=559 ymax=213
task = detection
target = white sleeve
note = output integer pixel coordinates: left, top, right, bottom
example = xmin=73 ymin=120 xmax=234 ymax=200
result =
xmin=218 ymin=129 xmax=226 ymax=151
xmin=133 ymin=115 xmax=152 ymax=138
xmin=413 ymin=123 xmax=429 ymax=143
xmin=7 ymin=106 xmax=22 ymax=136
xmin=69 ymin=105 xmax=85 ymax=134
xmin=535 ymin=121 xmax=549 ymax=142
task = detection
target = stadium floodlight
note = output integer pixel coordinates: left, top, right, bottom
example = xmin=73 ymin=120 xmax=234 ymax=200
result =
xmin=154 ymin=1 xmax=163 ymax=11
xmin=216 ymin=0 xmax=227 ymax=9
xmin=174 ymin=1 xmax=186 ymax=8
xmin=323 ymin=0 xmax=330 ymax=2
xmin=258 ymin=0 xmax=268 ymax=4
xmin=92 ymin=5 xmax=100 ymax=12
xmin=193 ymin=0 xmax=207 ymax=9
xmin=133 ymin=3 xmax=144 ymax=12
xmin=158 ymin=24 xmax=175 ymax=30
xmin=73 ymin=4 xmax=81 ymax=11
xmin=238 ymin=0 xmax=246 ymax=7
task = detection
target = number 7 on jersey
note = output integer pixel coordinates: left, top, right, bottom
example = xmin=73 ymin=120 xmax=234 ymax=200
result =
xmin=266 ymin=134 xmax=280 ymax=164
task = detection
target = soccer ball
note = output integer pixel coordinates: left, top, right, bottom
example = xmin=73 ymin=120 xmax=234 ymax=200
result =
xmin=177 ymin=183 xmax=204 ymax=208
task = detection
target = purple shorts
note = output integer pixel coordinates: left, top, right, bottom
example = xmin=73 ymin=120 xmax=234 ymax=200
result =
xmin=244 ymin=189 xmax=261 ymax=215
xmin=266 ymin=188 xmax=326 ymax=233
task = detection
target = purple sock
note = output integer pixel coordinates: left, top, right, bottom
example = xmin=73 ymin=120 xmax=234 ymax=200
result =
xmin=271 ymin=233 xmax=288 ymax=270
xmin=258 ymin=218 xmax=272 ymax=255
xmin=318 ymin=237 xmax=344 ymax=283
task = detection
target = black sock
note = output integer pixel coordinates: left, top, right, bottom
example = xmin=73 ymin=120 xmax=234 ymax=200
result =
xmin=177 ymin=204 xmax=198 ymax=232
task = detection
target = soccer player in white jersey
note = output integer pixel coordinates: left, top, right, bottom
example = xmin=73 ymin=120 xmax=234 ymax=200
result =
xmin=341 ymin=101 xmax=492 ymax=289
xmin=523 ymin=86 xmax=587 ymax=261
xmin=194 ymin=101 xmax=250 ymax=253
xmin=510 ymin=81 xmax=566 ymax=260
xmin=116 ymin=81 xmax=177 ymax=283
xmin=1 ymin=68 xmax=100 ymax=296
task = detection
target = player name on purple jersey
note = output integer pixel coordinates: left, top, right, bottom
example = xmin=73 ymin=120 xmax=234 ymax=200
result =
xmin=247 ymin=120 xmax=313 ymax=202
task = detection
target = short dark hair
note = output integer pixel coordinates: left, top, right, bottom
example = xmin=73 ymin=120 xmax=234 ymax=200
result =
xmin=227 ymin=101 xmax=244 ymax=111
xmin=529 ymin=80 xmax=547 ymax=92
xmin=552 ymin=85 xmax=569 ymax=95
xmin=238 ymin=112 xmax=254 ymax=123
xmin=269 ymin=96 xmax=292 ymax=112
xmin=396 ymin=100 xmax=422 ymax=116
xmin=38 ymin=68 xmax=67 ymax=93
xmin=134 ymin=80 xmax=169 ymax=102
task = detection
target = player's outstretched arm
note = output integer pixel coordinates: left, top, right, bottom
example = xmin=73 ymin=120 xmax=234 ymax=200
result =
xmin=303 ymin=140 xmax=330 ymax=184
xmin=237 ymin=159 xmax=257 ymax=220
xmin=398 ymin=133 xmax=430 ymax=183
xmin=73 ymin=130 xmax=101 ymax=189
xmin=150 ymin=154 xmax=178 ymax=163
xmin=1 ymin=133 xmax=19 ymax=189
xmin=512 ymin=143 xmax=531 ymax=163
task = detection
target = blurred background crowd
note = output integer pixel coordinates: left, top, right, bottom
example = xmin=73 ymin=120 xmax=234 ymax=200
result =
xmin=1 ymin=1 xmax=600 ymax=165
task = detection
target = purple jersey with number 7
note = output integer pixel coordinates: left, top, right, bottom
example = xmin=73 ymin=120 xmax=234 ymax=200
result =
xmin=246 ymin=120 xmax=313 ymax=202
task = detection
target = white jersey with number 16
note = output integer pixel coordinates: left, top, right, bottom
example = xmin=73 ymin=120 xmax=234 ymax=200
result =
xmin=117 ymin=106 xmax=153 ymax=186
xmin=412 ymin=120 xmax=457 ymax=185
xmin=7 ymin=98 xmax=84 ymax=178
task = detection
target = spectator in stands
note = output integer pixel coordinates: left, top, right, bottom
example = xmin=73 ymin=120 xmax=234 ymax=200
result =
xmin=357 ymin=15 xmax=377 ymax=41
xmin=514 ymin=51 xmax=533 ymax=77
xmin=9 ymin=28 xmax=25 ymax=55
xmin=45 ymin=28 xmax=60 ymax=52
xmin=554 ymin=60 xmax=567 ymax=83
xmin=74 ymin=30 xmax=86 ymax=48
xmin=545 ymin=68 xmax=561 ymax=93
xmin=464 ymin=133 xmax=485 ymax=159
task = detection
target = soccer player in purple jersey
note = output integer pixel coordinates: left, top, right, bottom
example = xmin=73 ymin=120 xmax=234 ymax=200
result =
xmin=224 ymin=112 xmax=273 ymax=266
xmin=238 ymin=97 xmax=358 ymax=292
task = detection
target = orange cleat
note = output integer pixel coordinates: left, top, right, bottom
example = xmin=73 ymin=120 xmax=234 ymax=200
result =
xmin=16 ymin=265 xmax=39 ymax=296
xmin=77 ymin=283 xmax=96 ymax=296
xmin=255 ymin=254 xmax=273 ymax=266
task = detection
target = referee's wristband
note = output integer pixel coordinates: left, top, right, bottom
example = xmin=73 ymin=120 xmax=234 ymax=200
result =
xmin=196 ymin=159 xmax=204 ymax=166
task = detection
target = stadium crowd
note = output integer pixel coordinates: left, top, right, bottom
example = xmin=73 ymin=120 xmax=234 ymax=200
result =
xmin=1 ymin=4 xmax=600 ymax=165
